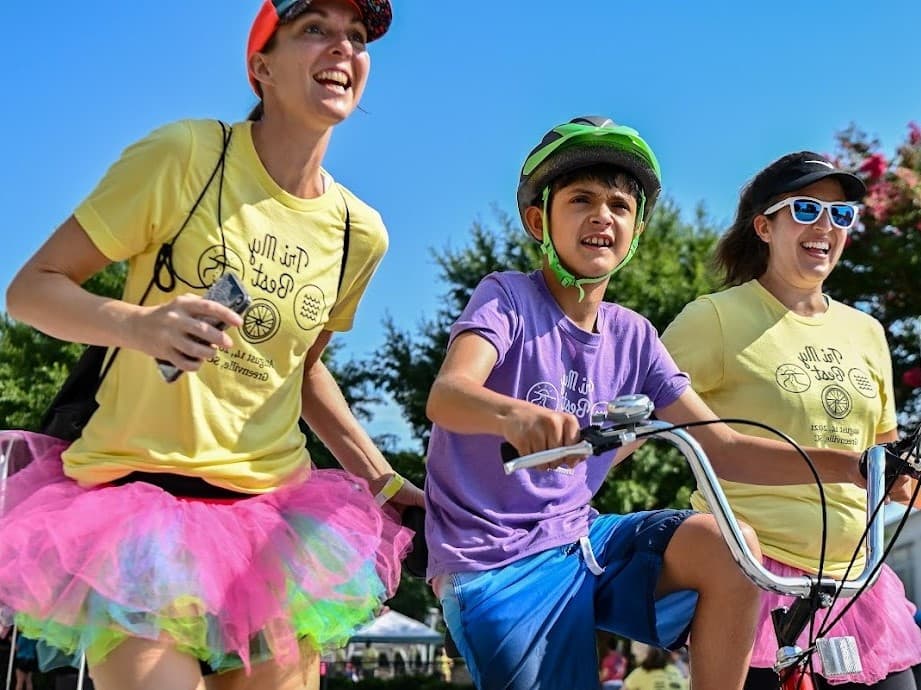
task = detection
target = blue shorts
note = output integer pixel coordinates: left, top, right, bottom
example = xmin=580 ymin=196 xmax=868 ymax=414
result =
xmin=438 ymin=510 xmax=698 ymax=690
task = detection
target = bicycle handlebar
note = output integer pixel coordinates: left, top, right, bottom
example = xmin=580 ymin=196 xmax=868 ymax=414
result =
xmin=501 ymin=414 xmax=889 ymax=600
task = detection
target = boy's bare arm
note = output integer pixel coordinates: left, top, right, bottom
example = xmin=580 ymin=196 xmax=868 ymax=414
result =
xmin=427 ymin=331 xmax=582 ymax=457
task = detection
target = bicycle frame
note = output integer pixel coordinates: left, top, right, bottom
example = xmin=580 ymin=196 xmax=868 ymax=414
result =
xmin=502 ymin=411 xmax=890 ymax=686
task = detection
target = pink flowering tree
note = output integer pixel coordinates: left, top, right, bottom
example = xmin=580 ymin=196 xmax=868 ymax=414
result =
xmin=826 ymin=122 xmax=921 ymax=422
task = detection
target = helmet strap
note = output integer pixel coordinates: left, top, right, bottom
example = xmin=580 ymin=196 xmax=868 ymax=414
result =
xmin=538 ymin=187 xmax=646 ymax=302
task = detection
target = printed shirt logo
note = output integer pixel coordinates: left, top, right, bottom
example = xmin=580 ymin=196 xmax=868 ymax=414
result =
xmin=198 ymin=245 xmax=245 ymax=285
xmin=524 ymin=370 xmax=599 ymax=475
xmin=774 ymin=342 xmax=875 ymax=449
xmin=526 ymin=381 xmax=560 ymax=410
xmin=848 ymin=368 xmax=877 ymax=399
xmin=247 ymin=232 xmax=330 ymax=333
xmin=195 ymin=229 xmax=333 ymax=381
xmin=821 ymin=384 xmax=852 ymax=419
xmin=294 ymin=285 xmax=327 ymax=331
xmin=240 ymin=298 xmax=280 ymax=343
xmin=775 ymin=363 xmax=812 ymax=393
xmin=526 ymin=371 xmax=598 ymax=417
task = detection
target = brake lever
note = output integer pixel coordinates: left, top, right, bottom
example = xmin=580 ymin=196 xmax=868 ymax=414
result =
xmin=500 ymin=424 xmax=639 ymax=474
xmin=500 ymin=394 xmax=653 ymax=474
xmin=500 ymin=440 xmax=594 ymax=474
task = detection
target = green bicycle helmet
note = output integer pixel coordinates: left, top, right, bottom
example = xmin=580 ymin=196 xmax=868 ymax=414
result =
xmin=516 ymin=116 xmax=662 ymax=298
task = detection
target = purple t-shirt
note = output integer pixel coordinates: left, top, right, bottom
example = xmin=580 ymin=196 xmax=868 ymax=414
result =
xmin=424 ymin=270 xmax=689 ymax=579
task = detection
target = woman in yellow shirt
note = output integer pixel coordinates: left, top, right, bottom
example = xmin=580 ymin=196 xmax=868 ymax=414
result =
xmin=663 ymin=152 xmax=921 ymax=689
xmin=0 ymin=2 xmax=421 ymax=690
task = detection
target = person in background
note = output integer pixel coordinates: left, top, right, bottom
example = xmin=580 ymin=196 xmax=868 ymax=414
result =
xmin=600 ymin=638 xmax=628 ymax=689
xmin=376 ymin=650 xmax=391 ymax=678
xmin=13 ymin=634 xmax=37 ymax=690
xmin=393 ymin=650 xmax=407 ymax=676
xmin=362 ymin=642 xmax=377 ymax=680
xmin=436 ymin=646 xmax=454 ymax=683
xmin=669 ymin=649 xmax=689 ymax=679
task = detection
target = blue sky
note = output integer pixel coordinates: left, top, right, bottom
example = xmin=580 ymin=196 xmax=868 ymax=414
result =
xmin=2 ymin=1 xmax=920 ymax=445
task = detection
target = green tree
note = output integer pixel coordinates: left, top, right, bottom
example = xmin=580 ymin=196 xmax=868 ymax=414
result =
xmin=825 ymin=122 xmax=921 ymax=422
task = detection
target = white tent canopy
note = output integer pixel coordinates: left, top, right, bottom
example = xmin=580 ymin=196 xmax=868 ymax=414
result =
xmin=348 ymin=610 xmax=443 ymax=644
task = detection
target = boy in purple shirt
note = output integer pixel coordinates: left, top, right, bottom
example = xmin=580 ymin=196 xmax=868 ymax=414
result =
xmin=424 ymin=117 xmax=868 ymax=690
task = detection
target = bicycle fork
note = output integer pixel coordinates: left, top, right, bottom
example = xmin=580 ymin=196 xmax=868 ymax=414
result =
xmin=771 ymin=592 xmax=862 ymax=689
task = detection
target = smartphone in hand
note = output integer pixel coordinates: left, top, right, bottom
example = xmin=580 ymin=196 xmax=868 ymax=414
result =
xmin=157 ymin=272 xmax=252 ymax=383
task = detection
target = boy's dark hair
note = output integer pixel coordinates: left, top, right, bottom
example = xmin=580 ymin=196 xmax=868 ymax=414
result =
xmin=546 ymin=164 xmax=642 ymax=211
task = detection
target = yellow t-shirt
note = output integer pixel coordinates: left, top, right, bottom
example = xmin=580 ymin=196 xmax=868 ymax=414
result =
xmin=62 ymin=119 xmax=388 ymax=492
xmin=661 ymin=279 xmax=895 ymax=576
xmin=623 ymin=665 xmax=687 ymax=690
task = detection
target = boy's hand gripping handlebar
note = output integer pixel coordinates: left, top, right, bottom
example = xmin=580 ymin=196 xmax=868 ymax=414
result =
xmin=500 ymin=394 xmax=654 ymax=472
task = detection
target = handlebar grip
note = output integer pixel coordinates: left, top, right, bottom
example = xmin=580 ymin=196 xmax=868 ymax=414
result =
xmin=860 ymin=446 xmax=921 ymax=482
xmin=500 ymin=442 xmax=520 ymax=462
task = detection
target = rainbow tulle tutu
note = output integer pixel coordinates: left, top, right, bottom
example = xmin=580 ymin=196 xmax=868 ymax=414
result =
xmin=0 ymin=431 xmax=412 ymax=673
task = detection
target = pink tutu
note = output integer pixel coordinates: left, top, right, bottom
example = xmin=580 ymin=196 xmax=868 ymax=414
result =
xmin=0 ymin=431 xmax=413 ymax=673
xmin=750 ymin=556 xmax=921 ymax=685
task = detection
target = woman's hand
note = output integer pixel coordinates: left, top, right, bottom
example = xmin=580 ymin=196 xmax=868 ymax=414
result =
xmin=391 ymin=480 xmax=425 ymax=509
xmin=130 ymin=295 xmax=243 ymax=373
xmin=888 ymin=476 xmax=916 ymax=504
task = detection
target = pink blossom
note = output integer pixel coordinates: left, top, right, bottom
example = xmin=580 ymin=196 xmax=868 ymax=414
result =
xmin=903 ymin=367 xmax=921 ymax=389
xmin=909 ymin=121 xmax=921 ymax=146
xmin=864 ymin=181 xmax=894 ymax=222
xmin=859 ymin=152 xmax=888 ymax=180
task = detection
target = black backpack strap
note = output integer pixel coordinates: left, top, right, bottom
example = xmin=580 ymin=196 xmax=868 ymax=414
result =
xmin=334 ymin=184 xmax=351 ymax=302
xmin=99 ymin=120 xmax=233 ymax=382
xmin=153 ymin=121 xmax=233 ymax=294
